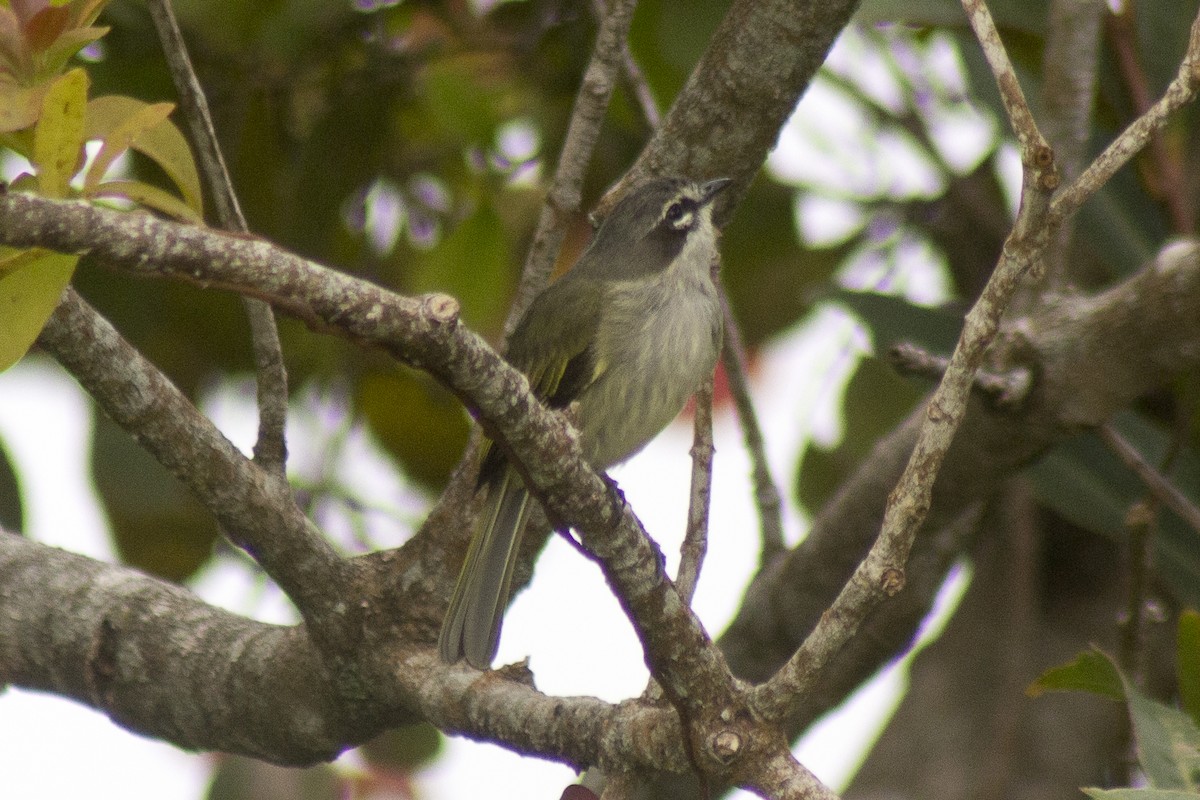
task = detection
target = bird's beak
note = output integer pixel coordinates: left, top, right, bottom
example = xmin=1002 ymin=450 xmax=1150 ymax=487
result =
xmin=699 ymin=177 xmax=733 ymax=205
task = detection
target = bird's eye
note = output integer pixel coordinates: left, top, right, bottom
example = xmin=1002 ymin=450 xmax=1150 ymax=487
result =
xmin=663 ymin=200 xmax=692 ymax=229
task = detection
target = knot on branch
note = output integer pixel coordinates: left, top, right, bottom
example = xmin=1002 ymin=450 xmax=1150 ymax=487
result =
xmin=880 ymin=567 xmax=906 ymax=596
xmin=422 ymin=293 xmax=461 ymax=326
xmin=707 ymin=729 xmax=742 ymax=765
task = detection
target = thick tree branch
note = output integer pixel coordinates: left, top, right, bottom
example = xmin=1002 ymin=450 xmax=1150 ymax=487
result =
xmin=36 ymin=289 xmax=352 ymax=648
xmin=0 ymin=531 xmax=353 ymax=764
xmin=0 ymin=532 xmax=702 ymax=773
xmin=614 ymin=0 xmax=861 ymax=217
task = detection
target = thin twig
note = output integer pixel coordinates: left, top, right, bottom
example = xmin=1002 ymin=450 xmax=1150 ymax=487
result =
xmin=1039 ymin=0 xmax=1104 ymax=288
xmin=888 ymin=341 xmax=1033 ymax=410
xmin=749 ymin=0 xmax=1059 ymax=724
xmin=719 ymin=290 xmax=787 ymax=564
xmin=1116 ymin=499 xmax=1153 ymax=689
xmin=1106 ymin=4 xmax=1195 ymax=234
xmin=678 ymin=377 xmax=715 ymax=605
xmin=1049 ymin=7 xmax=1200 ymax=229
xmin=590 ymin=0 xmax=661 ymax=131
xmin=1099 ymin=423 xmax=1200 ymax=536
xmin=146 ymin=0 xmax=290 ymax=477
xmin=505 ymin=0 xmax=642 ymax=336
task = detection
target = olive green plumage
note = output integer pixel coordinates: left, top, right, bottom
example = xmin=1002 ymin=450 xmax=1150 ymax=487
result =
xmin=439 ymin=176 xmax=730 ymax=668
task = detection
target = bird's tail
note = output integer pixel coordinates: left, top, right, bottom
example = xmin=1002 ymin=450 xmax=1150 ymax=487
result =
xmin=438 ymin=468 xmax=533 ymax=668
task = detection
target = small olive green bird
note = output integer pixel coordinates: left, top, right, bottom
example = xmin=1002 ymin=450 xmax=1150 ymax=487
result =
xmin=438 ymin=176 xmax=731 ymax=668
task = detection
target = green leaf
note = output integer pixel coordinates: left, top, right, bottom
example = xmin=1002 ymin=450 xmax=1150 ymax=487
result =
xmin=1036 ymin=649 xmax=1200 ymax=791
xmin=36 ymin=25 xmax=108 ymax=80
xmin=83 ymin=100 xmax=175 ymax=190
xmin=1083 ymin=789 xmax=1200 ymax=800
xmin=408 ymin=200 xmax=512 ymax=329
xmin=84 ymin=95 xmax=203 ymax=215
xmin=1027 ymin=649 xmax=1125 ymax=701
xmin=0 ymin=249 xmax=77 ymax=372
xmin=33 ymin=66 xmax=88 ymax=197
xmin=1181 ymin=610 xmax=1200 ymax=728
xmin=68 ymin=0 xmax=112 ymax=28
xmin=87 ymin=179 xmax=204 ymax=223
xmin=1126 ymin=676 xmax=1200 ymax=790
xmin=359 ymin=723 xmax=443 ymax=771
xmin=358 ymin=369 xmax=470 ymax=491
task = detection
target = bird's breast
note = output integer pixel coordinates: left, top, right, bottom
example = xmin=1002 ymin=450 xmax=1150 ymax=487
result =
xmin=577 ymin=270 xmax=722 ymax=468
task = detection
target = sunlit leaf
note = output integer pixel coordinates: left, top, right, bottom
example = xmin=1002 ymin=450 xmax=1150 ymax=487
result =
xmin=0 ymin=249 xmax=77 ymax=372
xmin=36 ymin=24 xmax=107 ymax=79
xmin=83 ymin=99 xmax=174 ymax=190
xmin=84 ymin=95 xmax=203 ymax=215
xmin=0 ymin=245 xmax=54 ymax=275
xmin=88 ymin=179 xmax=204 ymax=223
xmin=33 ymin=66 xmax=88 ymax=196
xmin=68 ymin=0 xmax=110 ymax=28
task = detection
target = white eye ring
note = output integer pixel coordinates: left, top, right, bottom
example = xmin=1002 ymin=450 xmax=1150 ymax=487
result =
xmin=664 ymin=201 xmax=693 ymax=229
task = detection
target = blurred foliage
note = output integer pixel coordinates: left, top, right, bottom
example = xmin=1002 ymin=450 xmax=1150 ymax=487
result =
xmin=92 ymin=409 xmax=217 ymax=580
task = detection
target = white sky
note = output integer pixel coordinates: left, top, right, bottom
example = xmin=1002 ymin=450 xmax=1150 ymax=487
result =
xmin=0 ymin=22 xmax=1004 ymax=800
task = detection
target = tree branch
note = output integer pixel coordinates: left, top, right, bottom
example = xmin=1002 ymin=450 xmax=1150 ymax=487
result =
xmin=0 ymin=531 xmax=703 ymax=773
xmin=145 ymin=0 xmax=290 ymax=477
xmin=36 ymin=289 xmax=353 ymax=648
xmin=749 ymin=0 xmax=1059 ymax=724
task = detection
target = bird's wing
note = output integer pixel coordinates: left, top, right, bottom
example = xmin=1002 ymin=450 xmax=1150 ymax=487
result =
xmin=506 ymin=275 xmax=605 ymax=407
xmin=477 ymin=276 xmax=604 ymax=484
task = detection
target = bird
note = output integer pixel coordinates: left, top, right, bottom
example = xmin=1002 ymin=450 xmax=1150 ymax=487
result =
xmin=439 ymin=175 xmax=731 ymax=668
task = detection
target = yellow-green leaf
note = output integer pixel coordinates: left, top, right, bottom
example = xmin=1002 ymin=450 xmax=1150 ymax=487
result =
xmin=0 ymin=250 xmax=77 ymax=372
xmin=36 ymin=25 xmax=108 ymax=80
xmin=69 ymin=0 xmax=112 ymax=28
xmin=89 ymin=179 xmax=203 ymax=223
xmin=33 ymin=67 xmax=88 ymax=197
xmin=0 ymin=246 xmax=54 ymax=275
xmin=84 ymin=100 xmax=174 ymax=191
xmin=84 ymin=95 xmax=202 ymax=215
